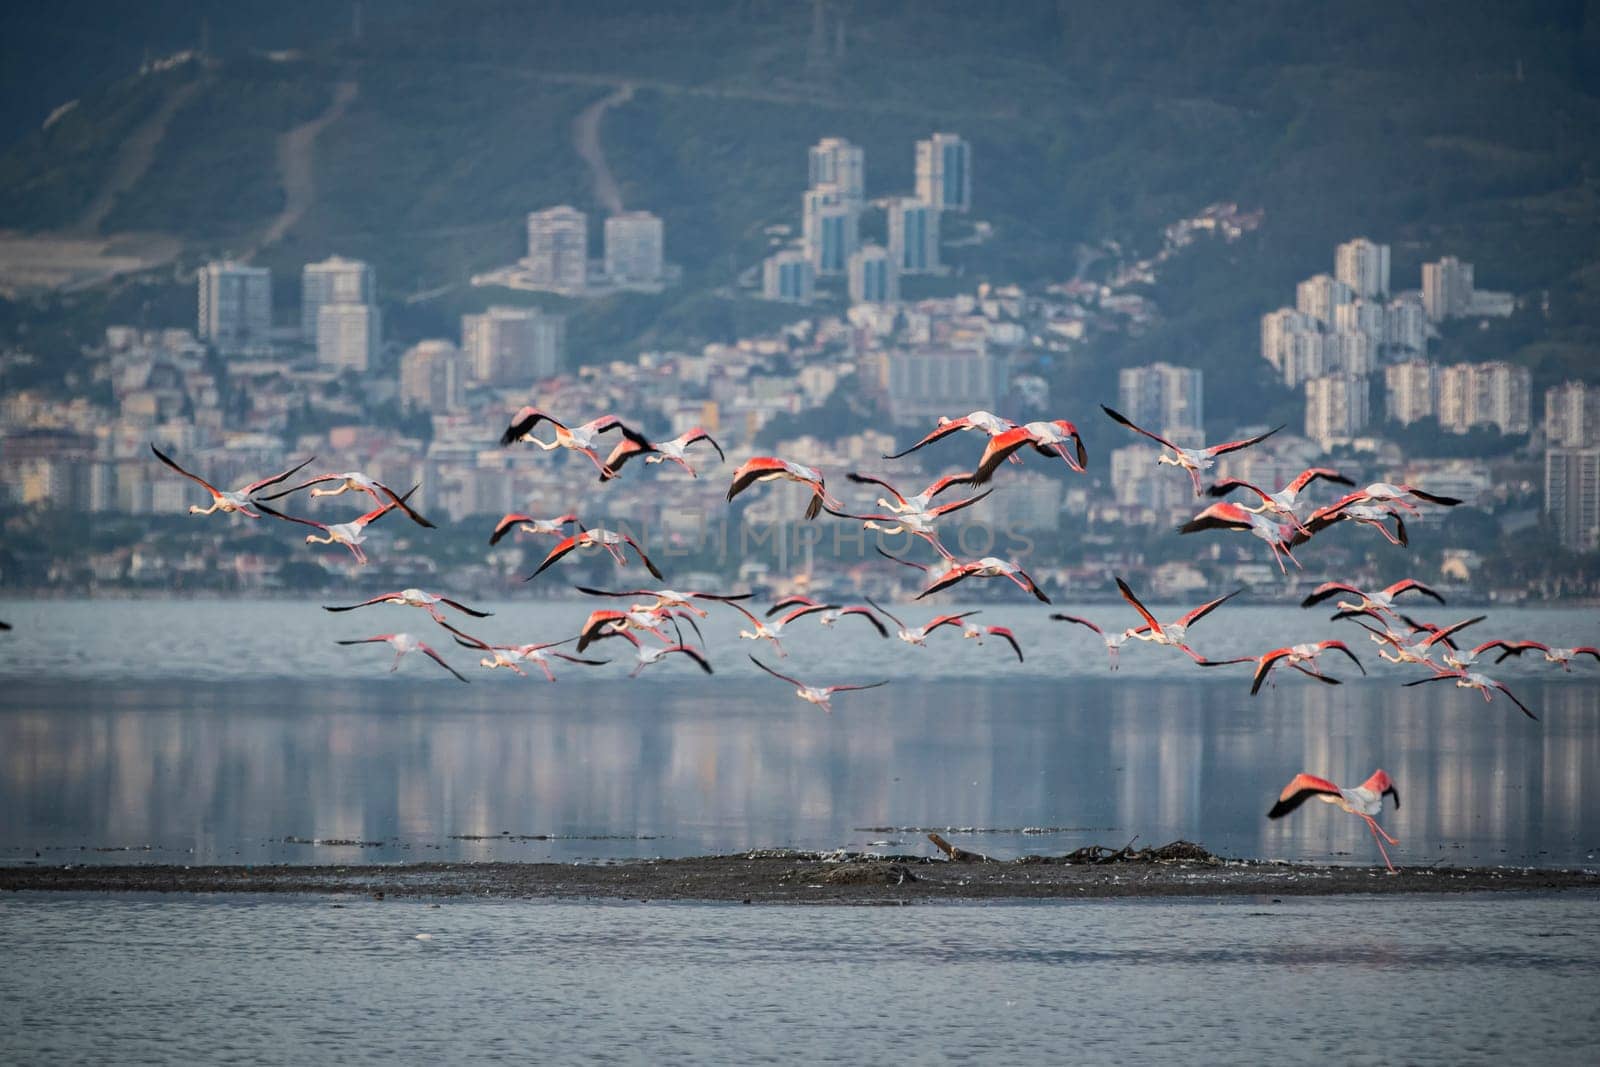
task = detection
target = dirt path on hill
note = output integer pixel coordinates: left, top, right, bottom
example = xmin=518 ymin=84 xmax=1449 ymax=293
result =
xmin=253 ymin=80 xmax=360 ymax=254
xmin=573 ymin=82 xmax=635 ymax=216
xmin=74 ymin=77 xmax=206 ymax=235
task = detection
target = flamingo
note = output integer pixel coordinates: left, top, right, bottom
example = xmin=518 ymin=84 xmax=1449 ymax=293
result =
xmin=488 ymin=512 xmax=579 ymax=546
xmin=748 ymin=655 xmax=887 ymax=714
xmin=1205 ymin=467 xmax=1355 ymax=529
xmin=884 ymin=410 xmax=1017 ymax=460
xmin=914 ymin=556 xmax=1051 ymax=603
xmin=1494 ymin=642 xmax=1600 ymax=671
xmin=149 ymin=444 xmax=314 ymax=518
xmin=1337 ymin=614 xmax=1482 ymax=668
xmin=1268 ymin=769 xmax=1401 ymax=872
xmin=255 ymin=491 xmax=414 ymax=565
xmin=724 ymin=600 xmax=836 ymax=657
xmin=1356 ymin=482 xmax=1463 ymax=511
xmin=526 ymin=527 xmax=664 ymax=581
xmin=957 ymin=622 xmax=1023 ymax=662
xmin=824 ymin=488 xmax=993 ymax=558
xmin=575 ymin=606 xmax=703 ymax=653
xmin=1300 ymin=579 xmax=1445 ymax=617
xmin=726 ymin=456 xmax=838 ymax=520
xmin=1100 ymin=405 xmax=1282 ymax=495
xmin=844 ymin=470 xmax=976 ymax=515
xmin=1439 ymin=639 xmax=1539 ymax=672
xmin=1050 ymin=614 xmax=1133 ymax=670
xmin=335 ymin=633 xmax=468 ymax=683
xmin=574 ymin=585 xmax=754 ymax=618
xmin=1178 ymin=502 xmax=1303 ymax=574
xmin=614 ymin=427 xmax=725 ymax=478
xmin=1298 ymin=497 xmax=1410 ymax=547
xmin=763 ymin=597 xmax=889 ymax=637
xmin=965 ymin=423 xmax=1089 ymax=487
xmin=874 ymin=546 xmax=965 ymax=590
xmin=863 ymin=596 xmax=981 ymax=648
xmin=1116 ymin=578 xmax=1241 ymax=661
xmin=609 ymin=629 xmax=714 ymax=678
xmin=499 ymin=407 xmax=652 ymax=478
xmin=256 ymin=470 xmax=435 ymax=527
xmin=439 ymin=622 xmax=607 ymax=682
xmin=1199 ymin=641 xmax=1365 ymax=695
xmin=323 ymin=588 xmax=492 ymax=623
xmin=1403 ymin=670 xmax=1538 ymax=720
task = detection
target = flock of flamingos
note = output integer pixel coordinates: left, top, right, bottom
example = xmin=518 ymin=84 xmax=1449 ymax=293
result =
xmin=148 ymin=401 xmax=1595 ymax=870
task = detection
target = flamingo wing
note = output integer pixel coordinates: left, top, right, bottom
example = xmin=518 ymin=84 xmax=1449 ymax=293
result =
xmin=417 ymin=643 xmax=470 ymax=683
xmin=1011 ymin=565 xmax=1051 ymax=603
xmin=252 ymin=500 xmax=327 ymax=532
xmin=243 ymin=455 xmax=317 ymax=495
xmin=500 ymin=406 xmax=556 ymax=445
xmin=437 ymin=597 xmax=491 ymax=618
xmin=1177 ymin=588 xmax=1242 ymax=630
xmin=352 ymin=493 xmax=407 ymax=529
xmin=1300 ymin=582 xmax=1365 ymax=608
xmin=845 ymin=471 xmax=907 ymax=506
xmin=929 ymin=488 xmax=994 ymax=517
xmin=1491 ymin=680 xmax=1539 ymax=720
xmin=322 ymin=592 xmax=403 ymax=613
xmin=748 ymin=654 xmax=807 ymax=689
xmin=255 ymin=472 xmax=340 ymax=501
xmin=1178 ymin=505 xmax=1256 ymax=534
xmin=550 ymin=652 xmax=610 ymax=666
xmin=335 ymin=635 xmax=396 ymax=645
xmin=726 ymin=458 xmax=786 ymax=503
xmin=1099 ymin=405 xmax=1177 ymax=451
xmin=1050 ymin=614 xmax=1105 ymax=636
xmin=599 ymin=434 xmax=656 ymax=481
xmin=777 ymin=603 xmax=839 ymax=626
xmin=1492 ymin=640 xmax=1548 ymax=663
xmin=1283 ymin=467 xmax=1354 ymax=494
xmin=987 ymin=626 xmax=1024 ymax=662
xmin=1421 ymin=615 xmax=1486 ymax=650
xmin=1383 ymin=578 xmax=1445 ymax=605
xmin=663 ymin=645 xmax=714 ymax=674
xmin=883 ymin=419 xmax=972 ymax=460
xmin=436 ymin=620 xmax=493 ymax=650
xmin=862 ymin=595 xmax=907 ymax=631
xmin=925 ymin=611 xmax=982 ymax=633
xmin=1204 ymin=477 xmax=1272 ymax=503
xmin=376 ymin=481 xmax=436 ymax=528
xmin=828 ymin=680 xmax=890 ymax=694
xmin=922 ymin=470 xmax=979 ymax=501
xmin=1249 ymin=649 xmax=1293 ymax=696
xmin=1115 ymin=577 xmax=1163 ymax=636
xmin=1572 ymin=647 xmax=1600 ymax=661
xmin=836 ymin=606 xmax=889 ymax=638
xmin=913 ymin=567 xmax=973 ymax=601
xmin=1267 ymin=774 xmax=1343 ymax=819
xmin=1205 ymin=424 xmax=1283 ymax=457
xmin=489 ymin=513 xmax=537 ymax=545
xmin=149 ymin=444 xmax=222 ymax=497
xmin=1319 ymin=640 xmax=1366 ymax=675
xmin=621 ymin=534 xmax=665 ymax=580
xmin=526 ymin=533 xmax=582 ymax=580
xmin=965 ymin=428 xmax=1032 ymax=487
xmin=681 ymin=428 xmax=725 ymax=461
xmin=766 ymin=595 xmax=823 ymax=617
xmin=1408 ymin=487 xmax=1462 ymax=507
xmin=874 ymin=546 xmax=930 ymax=573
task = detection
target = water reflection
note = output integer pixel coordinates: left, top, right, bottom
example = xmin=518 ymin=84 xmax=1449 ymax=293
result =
xmin=2 ymin=677 xmax=1595 ymax=867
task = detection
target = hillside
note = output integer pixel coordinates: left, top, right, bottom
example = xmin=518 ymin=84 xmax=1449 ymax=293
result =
xmin=2 ymin=0 xmax=1598 ymax=423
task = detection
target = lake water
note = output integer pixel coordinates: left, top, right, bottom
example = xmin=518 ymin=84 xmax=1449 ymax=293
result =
xmin=1 ymin=599 xmax=1596 ymax=868
xmin=3 ymin=893 xmax=1598 ymax=1064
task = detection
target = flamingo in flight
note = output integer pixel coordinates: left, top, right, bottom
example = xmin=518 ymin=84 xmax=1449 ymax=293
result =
xmin=1437 ymin=638 xmax=1540 ymax=673
xmin=488 ymin=512 xmax=579 ymax=546
xmin=603 ymin=426 xmax=725 ymax=480
xmin=1355 ymin=482 xmax=1463 ymax=511
xmin=608 ymin=629 xmax=714 ymax=677
xmin=824 ymin=488 xmax=993 ymax=558
xmin=1050 ymin=614 xmax=1133 ymax=670
xmin=864 ymin=596 xmax=981 ymax=648
xmin=256 ymin=470 xmax=434 ymax=527
xmin=1404 ymin=670 xmax=1538 ymax=719
xmin=1337 ymin=614 xmax=1482 ymax=669
xmin=500 ymin=407 xmax=652 ymax=478
xmin=526 ymin=527 xmax=664 ymax=581
xmin=1199 ymin=640 xmax=1365 ymax=695
xmin=884 ymin=410 xmax=1017 ymax=460
xmin=749 ymin=655 xmax=887 ymax=714
xmin=575 ymin=606 xmax=703 ymax=653
xmin=764 ymin=596 xmax=889 ymax=637
xmin=1178 ymin=502 xmax=1303 ymax=574
xmin=1299 ymin=496 xmax=1410 ymax=547
xmin=957 ymin=622 xmax=1024 ymax=662
xmin=913 ymin=556 xmax=1051 ymax=603
xmin=575 ymin=585 xmax=754 ymax=618
xmin=723 ymin=600 xmax=836 ymax=657
xmin=1205 ymin=467 xmax=1355 ymax=529
xmin=726 ymin=457 xmax=838 ymax=520
xmin=149 ymin=444 xmax=315 ymax=518
xmin=323 ymin=588 xmax=492 ymax=623
xmin=844 ymin=470 xmax=977 ymax=515
xmin=1268 ymin=769 xmax=1401 ymax=872
xmin=336 ymin=633 xmax=468 ymax=683
xmin=1100 ymin=405 xmax=1282 ymax=495
xmin=965 ymin=421 xmax=1089 ymax=486
xmin=1495 ymin=642 xmax=1600 ymax=671
xmin=1301 ymin=579 xmax=1445 ymax=618
xmin=439 ymin=622 xmax=607 ymax=682
xmin=1116 ymin=578 xmax=1240 ymax=661
xmin=874 ymin=546 xmax=965 ymax=590
xmin=255 ymin=490 xmax=415 ymax=564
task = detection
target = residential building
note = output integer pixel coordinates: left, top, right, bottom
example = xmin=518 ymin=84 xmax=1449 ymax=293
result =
xmin=1283 ymin=329 xmax=1331 ymax=388
xmin=1304 ymin=374 xmax=1370 ymax=447
xmin=802 ymin=187 xmax=858 ymax=275
xmin=1117 ymin=363 xmax=1203 ymax=436
xmin=1422 ymin=256 xmax=1474 ymax=322
xmin=847 ymin=244 xmax=898 ymax=305
xmin=1385 ymin=360 xmax=1438 ymax=426
xmin=1334 ymin=237 xmax=1391 ymax=299
xmin=1329 ymin=330 xmax=1376 ymax=377
xmin=1545 ymin=381 xmax=1600 ymax=448
xmin=885 ymin=346 xmax=1005 ymax=425
xmin=1385 ymin=294 xmax=1428 ymax=352
xmin=1334 ymin=299 xmax=1386 ymax=341
xmin=1295 ymin=273 xmax=1355 ymax=325
xmin=1260 ymin=307 xmax=1316 ymax=375
xmin=462 ymin=306 xmax=564 ymax=384
xmin=197 ymin=261 xmax=271 ymax=352
xmin=915 ymin=132 xmax=971 ymax=213
xmin=1437 ymin=361 xmax=1531 ymax=435
xmin=1546 ymin=447 xmax=1600 ymax=551
xmin=301 ymin=256 xmax=375 ymax=341
xmin=808 ymin=137 xmax=864 ymax=204
xmin=524 ymin=206 xmax=588 ymax=293
xmin=316 ymin=303 xmax=380 ymax=373
xmin=399 ymin=340 xmax=466 ymax=412
xmin=887 ymin=197 xmax=940 ymax=275
xmin=762 ymin=250 xmax=815 ymax=304
xmin=603 ymin=211 xmax=664 ymax=284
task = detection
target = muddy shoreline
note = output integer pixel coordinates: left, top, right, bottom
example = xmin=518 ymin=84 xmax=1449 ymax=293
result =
xmin=4 ymin=850 xmax=1597 ymax=903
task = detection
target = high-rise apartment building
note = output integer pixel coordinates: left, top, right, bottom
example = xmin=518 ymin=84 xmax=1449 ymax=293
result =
xmin=316 ymin=303 xmax=380 ymax=373
xmin=1385 ymin=294 xmax=1428 ymax=352
xmin=808 ymin=137 xmax=864 ymax=204
xmin=886 ymin=346 xmax=1005 ymax=425
xmin=524 ymin=206 xmax=588 ymax=293
xmin=1260 ymin=307 xmax=1316 ymax=376
xmin=1545 ymin=381 xmax=1600 ymax=448
xmin=1437 ymin=361 xmax=1531 ymax=435
xmin=399 ymin=340 xmax=466 ymax=413
xmin=603 ymin=211 xmax=664 ymax=284
xmin=1295 ymin=273 xmax=1355 ymax=325
xmin=847 ymin=244 xmax=898 ymax=305
xmin=1304 ymin=374 xmax=1370 ymax=447
xmin=887 ymin=197 xmax=940 ymax=275
xmin=301 ymin=256 xmax=375 ymax=341
xmin=802 ymin=187 xmax=859 ymax=275
xmin=1384 ymin=360 xmax=1438 ymax=426
xmin=1334 ymin=237 xmax=1391 ymax=299
xmin=1334 ymin=299 xmax=1386 ymax=341
xmin=763 ymin=250 xmax=815 ymax=304
xmin=462 ymin=306 xmax=564 ymax=384
xmin=1546 ymin=447 xmax=1600 ymax=551
xmin=1422 ymin=256 xmax=1474 ymax=322
xmin=1117 ymin=363 xmax=1204 ymax=436
xmin=1330 ymin=330 xmax=1376 ymax=377
xmin=915 ymin=132 xmax=971 ymax=213
xmin=198 ymin=261 xmax=271 ymax=352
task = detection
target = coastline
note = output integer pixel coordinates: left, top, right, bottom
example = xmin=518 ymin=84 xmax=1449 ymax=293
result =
xmin=6 ymin=851 xmax=1597 ymax=903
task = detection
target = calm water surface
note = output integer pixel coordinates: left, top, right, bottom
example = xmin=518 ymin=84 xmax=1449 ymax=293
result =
xmin=3 ymin=893 xmax=1598 ymax=1064
xmin=2 ymin=600 xmax=1595 ymax=868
